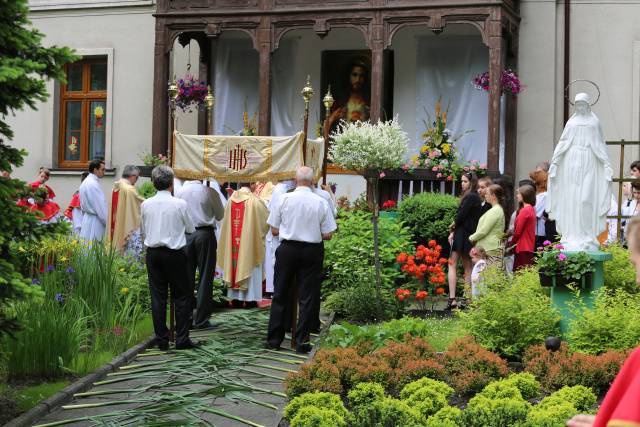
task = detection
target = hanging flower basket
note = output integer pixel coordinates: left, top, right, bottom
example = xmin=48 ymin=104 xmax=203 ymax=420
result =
xmin=174 ymin=74 xmax=208 ymax=112
xmin=472 ymin=69 xmax=523 ymax=95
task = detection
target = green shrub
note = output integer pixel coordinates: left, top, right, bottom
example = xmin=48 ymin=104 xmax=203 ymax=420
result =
xmin=459 ymin=267 xmax=561 ymax=359
xmin=463 ymin=395 xmax=530 ymax=427
xmin=324 ymin=276 xmax=397 ymax=322
xmin=568 ymin=289 xmax=640 ymax=354
xmin=476 ymin=382 xmax=523 ymax=400
xmin=602 ymin=244 xmax=638 ymax=294
xmin=397 ymin=192 xmax=458 ymax=247
xmin=323 ymin=210 xmax=414 ymax=296
xmin=348 ymin=382 xmax=385 ymax=408
xmin=403 ymin=387 xmax=449 ymax=419
xmin=290 ymin=407 xmax=347 ymax=427
xmin=137 ymin=181 xmax=157 ymax=199
xmin=537 ymin=386 xmax=597 ymax=412
xmin=351 ymin=397 xmax=424 ymax=427
xmin=524 ymin=402 xmax=578 ymax=427
xmin=400 ymin=377 xmax=454 ymax=400
xmin=426 ymin=406 xmax=464 ymax=427
xmin=283 ymin=392 xmax=349 ymax=421
xmin=502 ymin=373 xmax=542 ymax=400
xmin=284 ymin=361 xmax=343 ymax=398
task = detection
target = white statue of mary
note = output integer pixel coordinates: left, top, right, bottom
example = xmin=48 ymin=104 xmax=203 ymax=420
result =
xmin=547 ymin=92 xmax=613 ymax=251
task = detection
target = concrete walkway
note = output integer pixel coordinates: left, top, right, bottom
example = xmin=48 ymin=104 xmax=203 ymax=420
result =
xmin=33 ymin=308 xmax=324 ymax=427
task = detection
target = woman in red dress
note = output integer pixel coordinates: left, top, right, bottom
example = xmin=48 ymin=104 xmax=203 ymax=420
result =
xmin=509 ymin=184 xmax=537 ymax=271
xmin=29 ymin=167 xmax=60 ymax=223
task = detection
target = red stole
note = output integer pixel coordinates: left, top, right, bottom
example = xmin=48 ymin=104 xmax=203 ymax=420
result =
xmin=64 ymin=192 xmax=80 ymax=220
xmin=595 ymin=347 xmax=640 ymax=427
xmin=230 ymin=200 xmax=246 ymax=289
xmin=110 ymin=189 xmax=119 ymax=240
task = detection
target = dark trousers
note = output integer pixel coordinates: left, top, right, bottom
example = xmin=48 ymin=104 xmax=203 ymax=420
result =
xmin=267 ymin=240 xmax=323 ymax=348
xmin=146 ymin=247 xmax=192 ymax=347
xmin=184 ymin=226 xmax=217 ymax=328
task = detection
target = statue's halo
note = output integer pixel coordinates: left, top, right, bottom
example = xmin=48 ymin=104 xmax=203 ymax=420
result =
xmin=565 ymin=79 xmax=600 ymax=106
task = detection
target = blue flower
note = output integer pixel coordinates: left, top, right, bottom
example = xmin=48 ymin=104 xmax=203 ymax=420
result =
xmin=65 ymin=267 xmax=75 ymax=274
xmin=47 ymin=265 xmax=55 ymax=272
xmin=55 ymin=293 xmax=64 ymax=303
xmin=31 ymin=278 xmax=40 ymax=285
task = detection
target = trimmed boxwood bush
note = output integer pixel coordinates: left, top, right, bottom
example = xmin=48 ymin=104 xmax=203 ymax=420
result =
xmin=283 ymin=391 xmax=349 ymax=421
xmin=398 ymin=192 xmax=458 ymax=247
xmin=290 ymin=407 xmax=347 ymax=427
xmin=427 ymin=406 xmax=464 ymax=427
xmin=462 ymin=395 xmax=531 ymax=427
xmin=351 ymin=397 xmax=424 ymax=427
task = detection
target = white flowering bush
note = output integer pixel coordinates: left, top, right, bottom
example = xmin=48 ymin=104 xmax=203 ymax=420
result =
xmin=330 ymin=119 xmax=408 ymax=172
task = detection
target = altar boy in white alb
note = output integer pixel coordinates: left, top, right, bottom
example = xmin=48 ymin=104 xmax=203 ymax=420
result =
xmin=79 ymin=159 xmax=108 ymax=241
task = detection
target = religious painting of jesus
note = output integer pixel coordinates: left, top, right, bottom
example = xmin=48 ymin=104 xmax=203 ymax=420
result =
xmin=321 ymin=50 xmax=372 ymax=133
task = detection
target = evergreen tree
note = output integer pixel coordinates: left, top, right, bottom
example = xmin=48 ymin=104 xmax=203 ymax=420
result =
xmin=0 ymin=0 xmax=76 ymax=338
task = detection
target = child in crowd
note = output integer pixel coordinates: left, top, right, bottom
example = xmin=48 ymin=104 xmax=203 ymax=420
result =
xmin=470 ymin=246 xmax=488 ymax=299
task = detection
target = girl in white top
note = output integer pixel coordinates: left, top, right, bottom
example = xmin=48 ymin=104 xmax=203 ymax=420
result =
xmin=470 ymin=246 xmax=488 ymax=299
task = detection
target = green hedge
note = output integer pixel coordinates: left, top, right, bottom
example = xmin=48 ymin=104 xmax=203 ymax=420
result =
xmin=398 ymin=192 xmax=458 ymax=247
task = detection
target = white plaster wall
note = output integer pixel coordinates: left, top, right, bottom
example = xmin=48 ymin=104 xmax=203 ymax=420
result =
xmin=8 ymin=6 xmax=155 ymax=206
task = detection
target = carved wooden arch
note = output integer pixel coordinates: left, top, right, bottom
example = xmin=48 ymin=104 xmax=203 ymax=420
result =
xmin=385 ymin=14 xmax=489 ymax=49
xmin=168 ymin=22 xmax=260 ymax=52
xmin=272 ymin=17 xmax=371 ymax=52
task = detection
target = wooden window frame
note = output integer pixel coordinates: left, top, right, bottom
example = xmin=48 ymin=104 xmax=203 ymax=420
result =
xmin=58 ymin=58 xmax=108 ymax=169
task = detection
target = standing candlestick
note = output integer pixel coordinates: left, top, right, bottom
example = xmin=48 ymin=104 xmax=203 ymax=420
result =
xmin=322 ymin=86 xmax=334 ymax=185
xmin=204 ymin=85 xmax=214 ymax=135
xmin=167 ymin=79 xmax=179 ymax=167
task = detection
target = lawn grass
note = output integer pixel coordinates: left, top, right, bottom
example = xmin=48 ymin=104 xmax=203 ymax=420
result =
xmin=420 ymin=316 xmax=466 ymax=352
xmin=13 ymin=381 xmax=70 ymax=412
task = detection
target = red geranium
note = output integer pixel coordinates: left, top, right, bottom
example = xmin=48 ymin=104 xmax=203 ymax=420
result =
xmin=415 ymin=290 xmax=428 ymax=300
xmin=382 ymin=200 xmax=397 ymax=211
xmin=395 ymin=241 xmax=449 ymax=310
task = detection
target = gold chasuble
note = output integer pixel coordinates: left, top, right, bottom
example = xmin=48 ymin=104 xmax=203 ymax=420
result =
xmin=107 ymin=179 xmax=144 ymax=252
xmin=217 ymin=187 xmax=269 ymax=291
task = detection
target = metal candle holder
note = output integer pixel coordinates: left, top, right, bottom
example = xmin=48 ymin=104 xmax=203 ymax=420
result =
xmin=301 ymin=75 xmax=314 ymax=166
xmin=322 ymin=86 xmax=334 ymax=184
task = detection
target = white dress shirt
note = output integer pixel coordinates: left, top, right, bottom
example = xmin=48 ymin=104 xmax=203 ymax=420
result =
xmin=141 ymin=190 xmax=195 ymax=249
xmin=534 ymin=192 xmax=547 ymax=236
xmin=268 ymin=186 xmax=337 ymax=243
xmin=313 ymin=187 xmax=338 ymax=218
xmin=176 ymin=180 xmax=224 ymax=227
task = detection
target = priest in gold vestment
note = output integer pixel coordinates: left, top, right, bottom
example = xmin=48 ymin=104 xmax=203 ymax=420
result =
xmin=107 ymin=165 xmax=144 ymax=257
xmin=217 ymin=183 xmax=270 ymax=303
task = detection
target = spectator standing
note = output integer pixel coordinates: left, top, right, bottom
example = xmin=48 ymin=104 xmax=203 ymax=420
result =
xmin=107 ymin=165 xmax=144 ymax=257
xmin=79 ymin=159 xmax=107 ymax=241
xmin=477 ymin=176 xmax=493 ymax=216
xmin=141 ymin=166 xmax=197 ymax=350
xmin=266 ymin=167 xmax=337 ymax=353
xmin=510 ymin=185 xmax=537 ymax=271
xmin=29 ymin=167 xmax=61 ymax=223
xmin=64 ymin=172 xmax=89 ymax=235
xmin=470 ymin=184 xmax=507 ymax=266
xmin=530 ymin=169 xmax=553 ymax=247
xmin=470 ymin=246 xmax=488 ymax=299
xmin=447 ymin=172 xmax=482 ymax=310
xmin=177 ymin=179 xmax=224 ymax=329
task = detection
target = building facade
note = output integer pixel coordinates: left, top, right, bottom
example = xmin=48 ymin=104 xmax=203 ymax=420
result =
xmin=7 ymin=0 xmax=640 ymax=206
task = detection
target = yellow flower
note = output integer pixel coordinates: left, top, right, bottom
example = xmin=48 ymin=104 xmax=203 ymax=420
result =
xmin=411 ymin=154 xmax=419 ymax=163
xmin=59 ymin=256 xmax=68 ymax=263
xmin=18 ymin=246 xmax=26 ymax=253
xmin=71 ymin=240 xmax=78 ymax=246
xmin=420 ymin=145 xmax=428 ymax=154
xmin=442 ymin=144 xmax=451 ymax=154
xmin=119 ymin=267 xmax=126 ymax=272
xmin=120 ymin=287 xmax=129 ymax=295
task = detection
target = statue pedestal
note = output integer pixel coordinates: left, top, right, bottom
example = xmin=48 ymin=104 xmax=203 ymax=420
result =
xmin=549 ymin=250 xmax=612 ymax=336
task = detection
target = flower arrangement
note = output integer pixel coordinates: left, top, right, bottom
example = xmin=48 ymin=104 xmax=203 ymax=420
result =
xmin=410 ymin=100 xmax=485 ymax=180
xmin=174 ymin=74 xmax=208 ymax=112
xmin=240 ymin=110 xmax=258 ymax=136
xmin=395 ymin=240 xmax=448 ymax=310
xmin=381 ymin=200 xmax=397 ymax=211
xmin=140 ymin=152 xmax=169 ymax=167
xmin=68 ymin=135 xmax=78 ymax=155
xmin=472 ymin=69 xmax=523 ymax=96
xmin=94 ymin=106 xmax=104 ymax=128
xmin=536 ymin=241 xmax=595 ymax=282
xmin=330 ymin=118 xmax=408 ymax=173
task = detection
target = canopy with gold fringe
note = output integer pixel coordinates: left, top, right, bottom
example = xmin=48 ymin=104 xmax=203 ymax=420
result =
xmin=172 ymin=131 xmax=324 ymax=182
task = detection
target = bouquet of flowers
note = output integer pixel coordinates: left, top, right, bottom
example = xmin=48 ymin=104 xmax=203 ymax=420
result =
xmin=535 ymin=240 xmax=595 ymax=281
xmin=240 ymin=110 xmax=258 ymax=136
xmin=175 ymin=74 xmax=208 ymax=112
xmin=411 ymin=100 xmax=483 ymax=180
xmin=140 ymin=152 xmax=169 ymax=167
xmin=395 ymin=240 xmax=448 ymax=310
xmin=472 ymin=69 xmax=523 ymax=95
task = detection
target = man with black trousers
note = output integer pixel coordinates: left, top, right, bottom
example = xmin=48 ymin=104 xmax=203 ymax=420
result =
xmin=266 ymin=166 xmax=337 ymax=353
xmin=141 ymin=165 xmax=198 ymax=350
xmin=177 ymin=179 xmax=224 ymax=329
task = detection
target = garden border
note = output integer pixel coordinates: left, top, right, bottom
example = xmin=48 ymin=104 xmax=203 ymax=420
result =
xmin=4 ymin=335 xmax=156 ymax=427
xmin=273 ymin=311 xmax=335 ymax=427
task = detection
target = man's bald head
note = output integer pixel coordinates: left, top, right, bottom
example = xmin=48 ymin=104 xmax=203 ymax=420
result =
xmin=296 ymin=166 xmax=314 ymax=187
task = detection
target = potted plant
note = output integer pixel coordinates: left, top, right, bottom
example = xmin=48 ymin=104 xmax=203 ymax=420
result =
xmin=380 ymin=199 xmax=398 ymax=220
xmin=138 ymin=152 xmax=169 ymax=177
xmin=536 ymin=241 xmax=595 ymax=288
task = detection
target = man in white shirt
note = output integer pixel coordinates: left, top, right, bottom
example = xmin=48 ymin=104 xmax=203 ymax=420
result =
xmin=266 ymin=166 xmax=337 ymax=353
xmin=79 ymin=159 xmax=107 ymax=241
xmin=265 ymin=180 xmax=294 ymax=295
xmin=177 ymin=179 xmax=224 ymax=329
xmin=141 ymin=165 xmax=197 ymax=350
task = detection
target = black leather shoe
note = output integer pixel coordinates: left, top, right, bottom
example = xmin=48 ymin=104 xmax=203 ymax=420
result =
xmin=175 ymin=340 xmax=202 ymax=350
xmin=296 ymin=343 xmax=313 ymax=354
xmin=264 ymin=342 xmax=281 ymax=351
xmin=157 ymin=342 xmax=169 ymax=351
xmin=192 ymin=320 xmax=214 ymax=330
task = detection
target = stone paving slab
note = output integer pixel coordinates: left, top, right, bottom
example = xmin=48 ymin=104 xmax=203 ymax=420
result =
xmin=31 ymin=308 xmax=328 ymax=427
